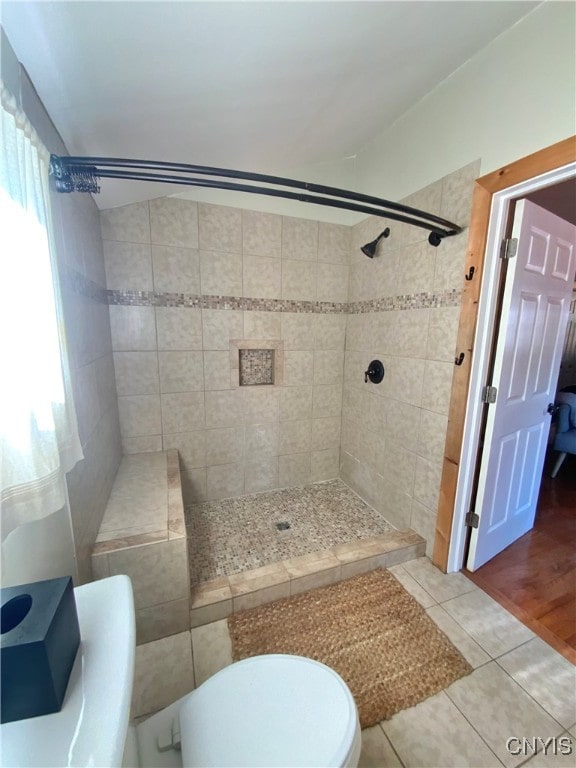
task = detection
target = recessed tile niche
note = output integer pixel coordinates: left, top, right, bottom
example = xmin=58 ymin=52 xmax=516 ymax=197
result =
xmin=230 ymin=340 xmax=284 ymax=387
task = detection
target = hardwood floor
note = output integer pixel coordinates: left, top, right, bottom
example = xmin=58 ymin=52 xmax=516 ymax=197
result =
xmin=465 ymin=452 xmax=576 ymax=664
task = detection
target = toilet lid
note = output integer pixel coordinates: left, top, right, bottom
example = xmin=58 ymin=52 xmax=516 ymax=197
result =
xmin=179 ymin=654 xmax=359 ymax=768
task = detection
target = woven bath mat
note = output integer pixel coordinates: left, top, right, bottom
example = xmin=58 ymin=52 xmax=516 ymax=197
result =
xmin=228 ymin=568 xmax=472 ymax=728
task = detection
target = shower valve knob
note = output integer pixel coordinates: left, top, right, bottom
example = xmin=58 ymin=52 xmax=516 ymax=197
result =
xmin=364 ymin=360 xmax=384 ymax=384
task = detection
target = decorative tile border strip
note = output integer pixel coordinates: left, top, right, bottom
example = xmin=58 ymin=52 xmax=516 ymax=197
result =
xmin=106 ymin=288 xmax=461 ymax=313
xmin=348 ymin=289 xmax=461 ymax=313
xmin=106 ymin=290 xmax=346 ymax=313
xmin=61 ymin=266 xmax=461 ymax=313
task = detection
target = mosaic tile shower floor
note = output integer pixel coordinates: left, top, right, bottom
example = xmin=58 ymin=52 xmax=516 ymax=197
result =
xmin=185 ymin=479 xmax=395 ymax=584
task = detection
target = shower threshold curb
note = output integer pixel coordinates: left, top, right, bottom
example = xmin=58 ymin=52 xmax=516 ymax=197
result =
xmin=189 ymin=529 xmax=425 ymax=628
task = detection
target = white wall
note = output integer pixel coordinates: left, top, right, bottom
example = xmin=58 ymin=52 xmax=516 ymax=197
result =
xmin=1 ymin=508 xmax=78 ymax=587
xmin=355 ymin=1 xmax=576 ymax=203
xmin=169 ymin=3 xmax=575 ymax=227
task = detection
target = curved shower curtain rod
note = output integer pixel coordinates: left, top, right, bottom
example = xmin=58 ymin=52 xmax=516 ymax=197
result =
xmin=49 ymin=155 xmax=462 ymax=245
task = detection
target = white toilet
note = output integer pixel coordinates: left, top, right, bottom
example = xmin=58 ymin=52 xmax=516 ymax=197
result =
xmin=0 ymin=575 xmax=361 ymax=768
xmin=128 ymin=653 xmax=362 ymax=768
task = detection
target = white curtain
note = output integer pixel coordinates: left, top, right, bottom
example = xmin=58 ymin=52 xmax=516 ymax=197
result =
xmin=0 ymin=82 xmax=83 ymax=540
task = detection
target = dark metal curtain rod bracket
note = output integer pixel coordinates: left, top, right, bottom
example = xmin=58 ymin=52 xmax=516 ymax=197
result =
xmin=49 ymin=154 xmax=462 ymax=242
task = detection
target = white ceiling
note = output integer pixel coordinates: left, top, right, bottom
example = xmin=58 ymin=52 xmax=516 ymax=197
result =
xmin=2 ymin=1 xmax=540 ymax=209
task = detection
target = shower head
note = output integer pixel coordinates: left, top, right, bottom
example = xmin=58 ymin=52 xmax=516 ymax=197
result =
xmin=361 ymin=227 xmax=390 ymax=258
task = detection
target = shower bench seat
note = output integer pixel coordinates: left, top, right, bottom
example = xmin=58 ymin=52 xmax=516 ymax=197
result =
xmin=91 ymin=449 xmax=190 ymax=645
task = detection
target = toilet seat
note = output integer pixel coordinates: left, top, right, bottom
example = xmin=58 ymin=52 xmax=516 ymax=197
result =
xmin=179 ymin=654 xmax=361 ymax=768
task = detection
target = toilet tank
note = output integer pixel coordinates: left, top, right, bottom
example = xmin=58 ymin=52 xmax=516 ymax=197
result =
xmin=1 ymin=575 xmax=135 ymax=768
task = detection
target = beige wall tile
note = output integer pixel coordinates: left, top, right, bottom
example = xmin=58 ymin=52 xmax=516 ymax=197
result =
xmin=242 ymin=386 xmax=279 ymax=423
xmin=113 ymin=351 xmax=159 ymax=396
xmin=244 ymin=456 xmax=279 ymax=493
xmin=150 ymin=198 xmax=198 ymax=248
xmin=279 ymin=452 xmax=311 ymax=486
xmin=181 ymin=467 xmax=207 ymax=503
xmin=417 ymin=409 xmax=448 ymax=464
xmin=311 ymin=416 xmax=341 ymax=450
xmin=434 ymin=233 xmax=468 ymax=292
xmin=318 ymin=222 xmax=350 ymax=264
xmin=395 ymin=241 xmax=436 ymax=295
xmin=242 ymin=209 xmax=282 ymax=258
xmin=427 ymin=306 xmax=460 ymax=362
xmin=313 ymin=349 xmax=345 ymax=385
xmin=279 ymin=419 xmax=312 ymax=454
xmin=284 ymin=350 xmax=314 ymax=386
xmin=118 ymin=394 xmax=162 ymax=437
xmin=414 ymin=455 xmax=442 ymax=511
xmin=314 ymin=313 xmax=347 ymax=350
xmin=376 ymin=442 xmax=417 ymax=495
xmin=290 ymin=564 xmax=342 ymax=595
xmin=421 ymin=360 xmax=454 ymax=415
xmin=123 ymin=435 xmax=163 ymax=454
xmin=386 ymin=400 xmax=421 ymax=454
xmin=243 ymin=311 xmax=281 ymax=340
xmin=202 ymin=309 xmax=243 ymax=350
xmin=312 ymin=384 xmax=343 ymax=418
xmin=103 ymin=241 xmax=153 ymax=291
xmin=281 ymin=312 xmax=315 ymax=350
xmin=206 ymin=462 xmax=244 ymax=500
xmin=282 ymin=216 xmax=318 ymax=260
xmin=162 ymin=430 xmax=206 ymax=471
xmin=151 ymin=245 xmax=200 ymax=294
xmin=109 ymin=538 xmax=189 ymax=609
xmin=109 ymin=305 xmax=157 ymax=351
xmin=205 ymin=389 xmax=243 ymax=428
xmin=206 ymin=427 xmax=245 ymax=466
xmin=311 ymin=447 xmax=340 ymax=481
xmin=281 ymin=259 xmax=317 ymax=301
xmin=244 ymin=422 xmax=279 ymax=458
xmin=159 ymin=350 xmax=204 ymax=393
xmin=156 ymin=307 xmax=203 ymax=350
xmin=280 ymin=386 xmax=313 ymax=421
xmin=161 ymin=391 xmax=205 ymax=433
xmin=376 ymin=474 xmax=412 ymax=529
xmin=233 ymin=581 xmax=291 ymax=612
xmin=200 ymin=250 xmax=242 ymax=296
xmin=135 ymin=598 xmax=190 ymax=645
xmin=243 ymin=254 xmax=281 ymax=298
xmin=100 ymin=202 xmax=150 ymax=244
xmin=199 ymin=203 xmax=242 ymax=253
xmin=410 ymin=498 xmax=437 ymax=556
xmin=91 ymin=552 xmax=110 ymax=580
xmin=383 ymin=357 xmax=425 ymax=407
xmin=316 ymin=262 xmax=349 ymax=303
xmin=203 ymin=350 xmax=233 ymax=390
xmin=389 ymin=309 xmax=429 ymax=358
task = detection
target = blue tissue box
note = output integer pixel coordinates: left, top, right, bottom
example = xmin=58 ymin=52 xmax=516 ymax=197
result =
xmin=1 ymin=576 xmax=80 ymax=723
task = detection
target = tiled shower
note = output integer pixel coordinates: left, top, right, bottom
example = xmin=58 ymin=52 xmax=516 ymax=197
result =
xmin=100 ymin=160 xmax=477 ymax=563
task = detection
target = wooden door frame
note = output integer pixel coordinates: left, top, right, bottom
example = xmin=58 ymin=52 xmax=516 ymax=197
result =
xmin=432 ymin=136 xmax=576 ymax=573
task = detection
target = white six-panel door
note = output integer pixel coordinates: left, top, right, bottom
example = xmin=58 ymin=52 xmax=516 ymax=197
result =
xmin=467 ymin=200 xmax=576 ymax=571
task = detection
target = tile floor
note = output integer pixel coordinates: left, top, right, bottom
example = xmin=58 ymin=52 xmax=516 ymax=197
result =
xmin=185 ymin=479 xmax=394 ymax=583
xmin=132 ymin=557 xmax=576 ymax=768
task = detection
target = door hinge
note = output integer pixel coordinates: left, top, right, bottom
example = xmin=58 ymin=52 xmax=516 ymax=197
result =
xmin=482 ymin=385 xmax=497 ymax=404
xmin=501 ymin=237 xmax=518 ymax=260
xmin=465 ymin=511 xmax=479 ymax=528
